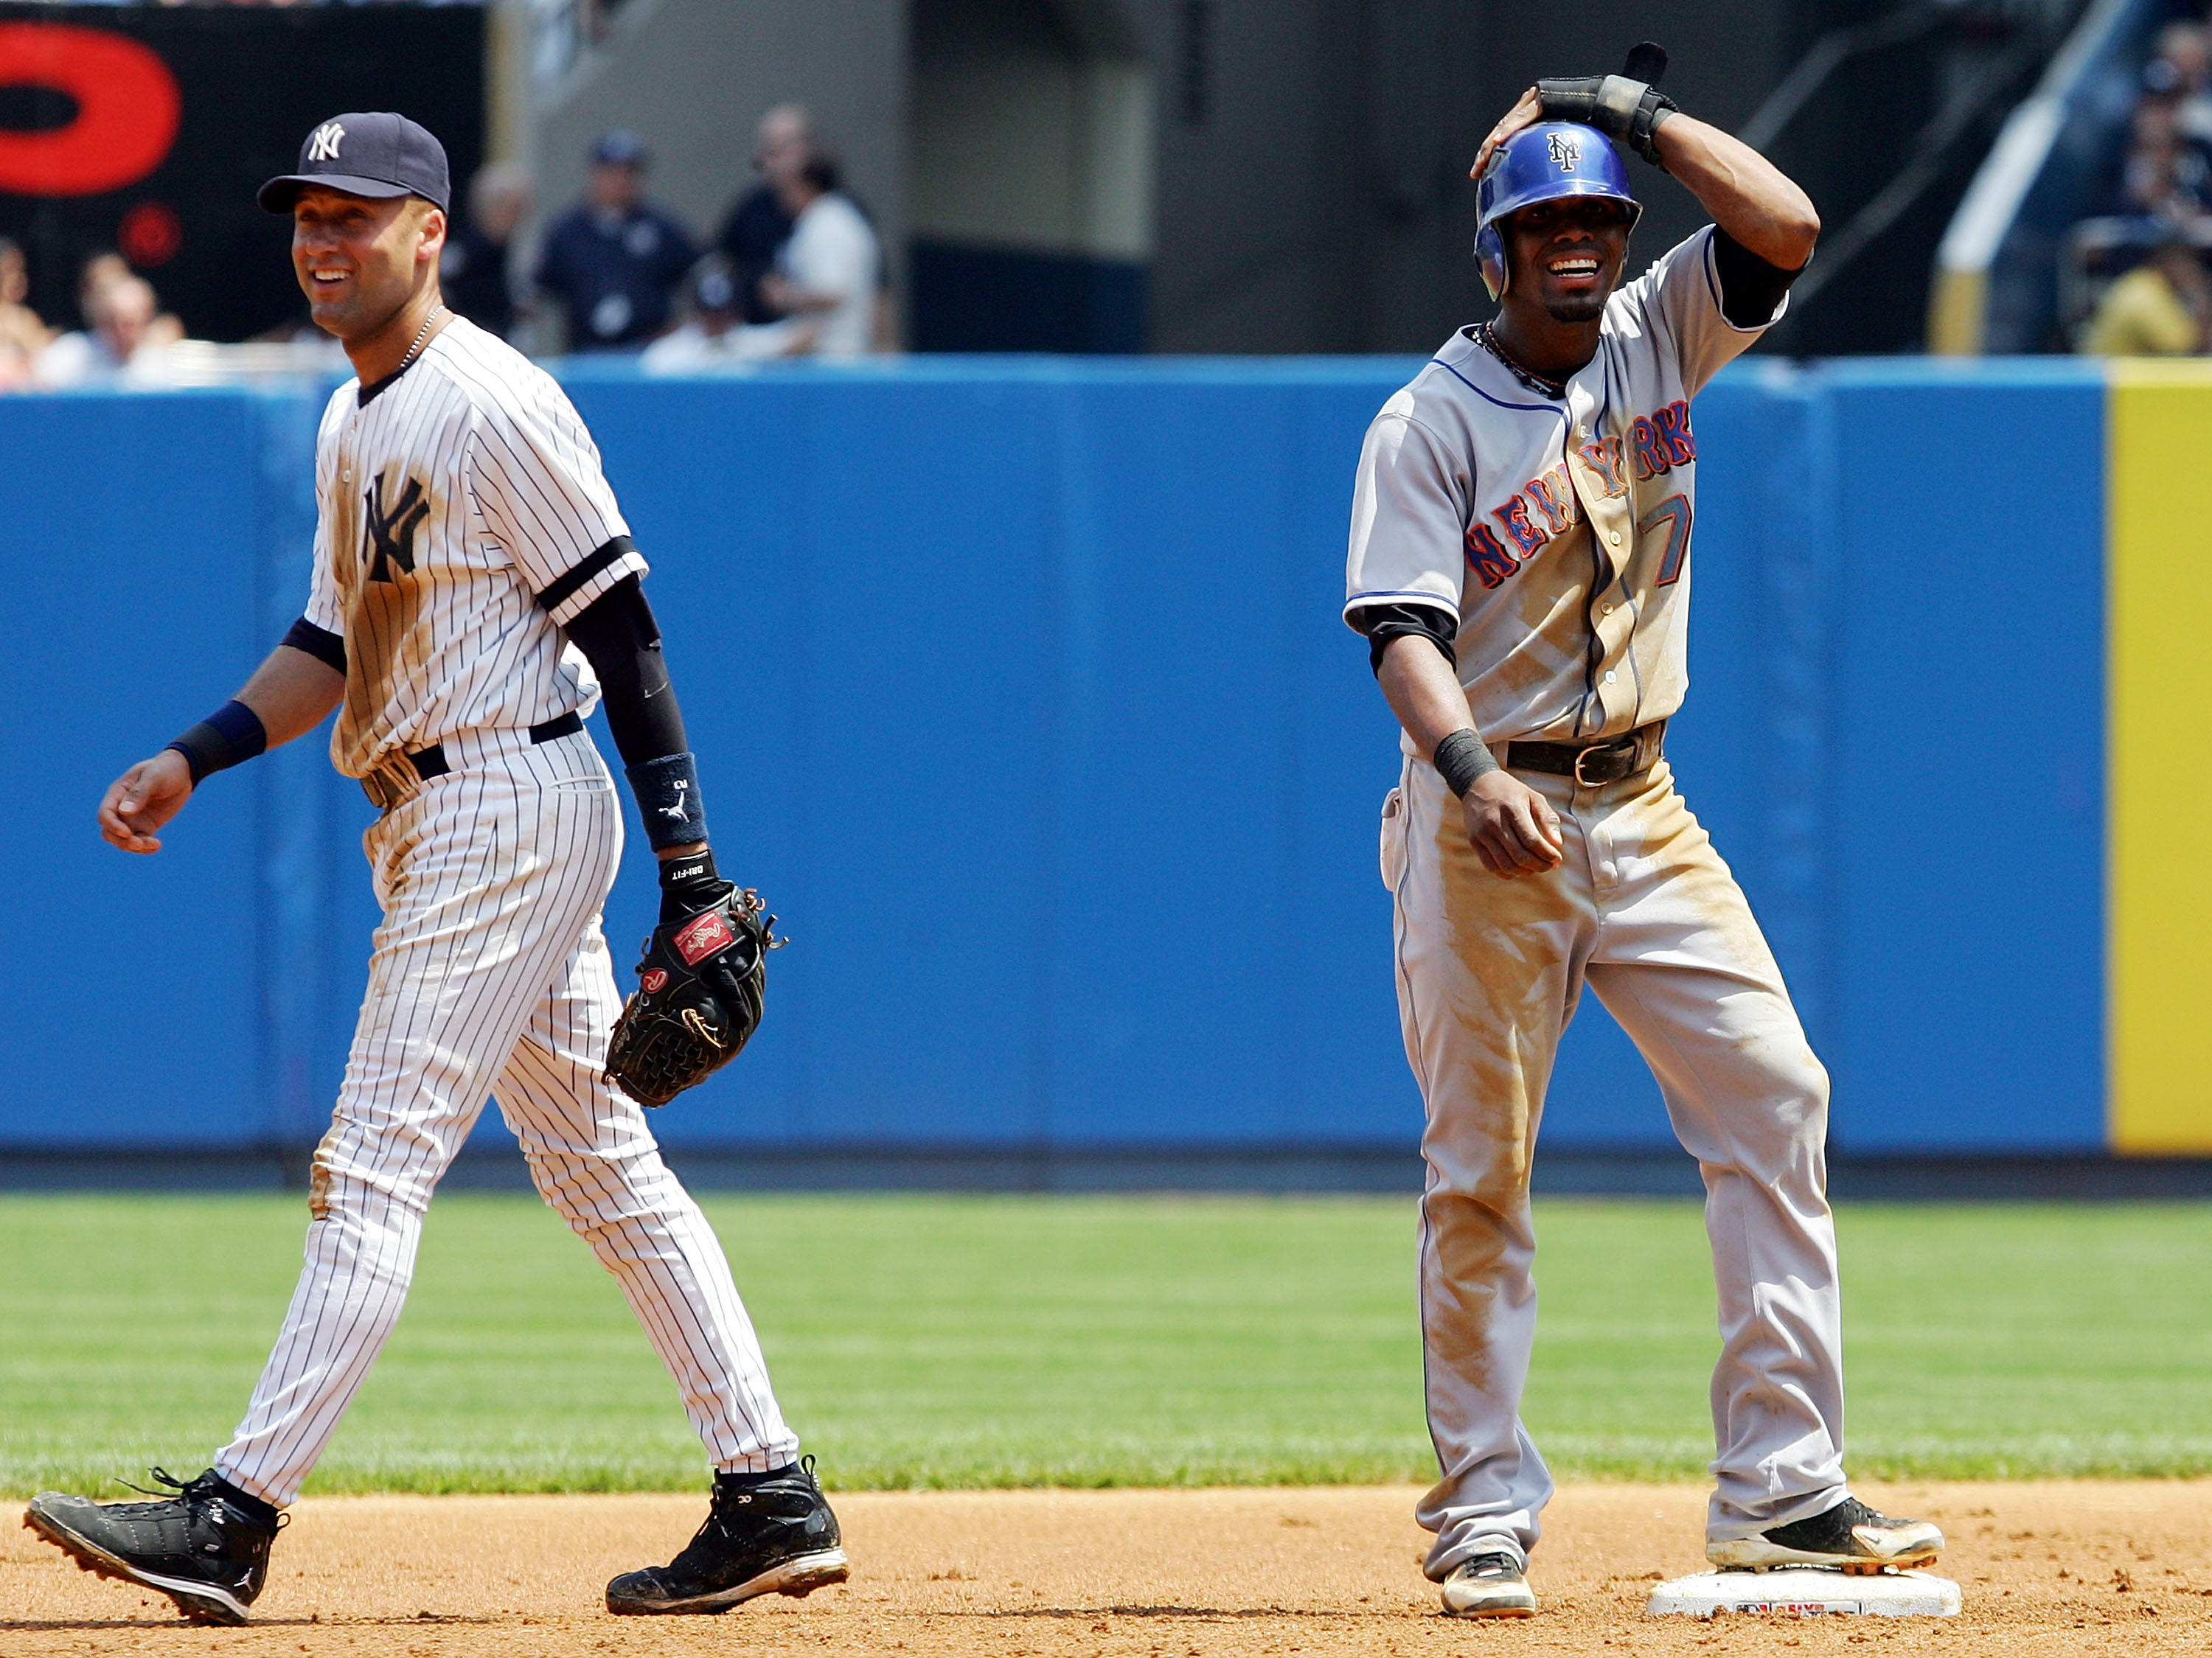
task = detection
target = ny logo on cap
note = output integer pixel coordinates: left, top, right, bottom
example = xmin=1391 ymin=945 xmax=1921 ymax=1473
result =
xmin=307 ymin=122 xmax=346 ymax=164
xmin=1548 ymin=131 xmax=1580 ymax=171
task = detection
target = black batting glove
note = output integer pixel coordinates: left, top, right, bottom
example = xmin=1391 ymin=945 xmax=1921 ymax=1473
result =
xmin=1538 ymin=42 xmax=1677 ymax=165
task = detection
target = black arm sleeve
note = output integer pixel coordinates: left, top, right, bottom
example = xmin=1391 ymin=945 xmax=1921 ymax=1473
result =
xmin=1351 ymin=602 xmax=1458 ymax=677
xmin=1711 ymin=226 xmax=1806 ymax=330
xmin=564 ymin=575 xmax=690 ymax=766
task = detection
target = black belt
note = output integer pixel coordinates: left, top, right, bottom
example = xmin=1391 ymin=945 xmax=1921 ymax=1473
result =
xmin=408 ymin=711 xmax=584 ymax=781
xmin=1503 ymin=720 xmax=1666 ymax=787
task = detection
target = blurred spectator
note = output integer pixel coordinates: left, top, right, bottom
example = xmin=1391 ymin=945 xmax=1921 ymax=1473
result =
xmin=74 ymin=251 xmax=184 ymax=350
xmin=38 ymin=275 xmax=182 ymax=389
xmin=2146 ymin=22 xmax=2212 ymax=147
xmin=757 ymin=156 xmax=880 ymax=359
xmin=442 ymin=161 xmax=530 ymax=338
xmin=2109 ymin=97 xmax=2212 ymax=221
xmin=534 ymin=129 xmax=698 ymax=352
xmin=715 ymin=103 xmax=813 ymax=324
xmin=2080 ymin=234 xmax=2211 ymax=355
xmin=0 ymin=237 xmax=49 ymax=388
xmin=641 ymin=256 xmax=818 ymax=372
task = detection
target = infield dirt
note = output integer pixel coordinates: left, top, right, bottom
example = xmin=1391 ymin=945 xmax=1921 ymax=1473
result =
xmin=4 ymin=1480 xmax=2207 ymax=1656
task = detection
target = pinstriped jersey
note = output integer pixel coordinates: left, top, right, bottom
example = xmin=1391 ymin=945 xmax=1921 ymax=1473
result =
xmin=1343 ymin=227 xmax=1781 ymax=747
xmin=302 ymin=316 xmax=647 ymax=778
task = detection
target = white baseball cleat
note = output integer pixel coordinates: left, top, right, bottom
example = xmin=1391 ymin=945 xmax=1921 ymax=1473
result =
xmin=1440 ymin=1550 xmax=1537 ymax=1617
xmin=1707 ymin=1497 xmax=1944 ymax=1575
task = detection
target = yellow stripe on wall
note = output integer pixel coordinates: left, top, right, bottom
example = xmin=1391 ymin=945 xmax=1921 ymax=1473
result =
xmin=2110 ymin=359 xmax=2212 ymax=1152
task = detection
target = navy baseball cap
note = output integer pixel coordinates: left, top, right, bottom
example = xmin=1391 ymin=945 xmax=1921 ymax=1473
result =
xmin=592 ymin=128 xmax=650 ymax=168
xmin=258 ymin=112 xmax=452 ymax=215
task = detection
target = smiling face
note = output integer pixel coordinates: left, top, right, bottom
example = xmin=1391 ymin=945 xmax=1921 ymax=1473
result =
xmin=291 ymin=186 xmax=445 ymax=343
xmin=1501 ymin=195 xmax=1634 ymax=324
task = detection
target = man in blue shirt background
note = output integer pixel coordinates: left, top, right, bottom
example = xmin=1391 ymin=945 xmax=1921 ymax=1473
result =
xmin=535 ymin=130 xmax=698 ymax=352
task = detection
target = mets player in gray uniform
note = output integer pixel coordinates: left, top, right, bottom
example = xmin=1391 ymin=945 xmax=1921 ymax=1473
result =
xmin=1346 ymin=68 xmax=1944 ymax=1617
xmin=25 ymin=114 xmax=845 ymax=1624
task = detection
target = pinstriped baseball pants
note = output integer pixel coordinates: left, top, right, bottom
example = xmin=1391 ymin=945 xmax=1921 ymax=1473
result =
xmin=216 ymin=728 xmax=797 ymax=1507
xmin=1382 ymin=752 xmax=1848 ymax=1581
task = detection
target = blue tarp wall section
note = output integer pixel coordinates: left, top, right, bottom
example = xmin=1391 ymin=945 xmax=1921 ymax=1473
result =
xmin=0 ymin=357 xmax=2106 ymax=1156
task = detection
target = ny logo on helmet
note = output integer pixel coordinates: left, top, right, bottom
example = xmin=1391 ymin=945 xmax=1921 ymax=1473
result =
xmin=307 ymin=122 xmax=345 ymax=163
xmin=1548 ymin=131 xmax=1581 ymax=172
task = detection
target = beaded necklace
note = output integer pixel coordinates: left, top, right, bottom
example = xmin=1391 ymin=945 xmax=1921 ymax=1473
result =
xmin=1475 ymin=321 xmax=1567 ymax=400
xmin=395 ymin=304 xmax=447 ymax=376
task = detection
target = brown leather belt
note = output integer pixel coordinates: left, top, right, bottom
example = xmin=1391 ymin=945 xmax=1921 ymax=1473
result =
xmin=1501 ymin=720 xmax=1666 ymax=787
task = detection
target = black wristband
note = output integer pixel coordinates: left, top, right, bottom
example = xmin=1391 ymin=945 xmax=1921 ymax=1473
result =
xmin=164 ymin=700 xmax=268 ymax=787
xmin=1433 ymin=728 xmax=1500 ymax=798
xmin=1624 ymin=88 xmax=1677 ymax=165
xmin=626 ymin=751 xmax=709 ymax=851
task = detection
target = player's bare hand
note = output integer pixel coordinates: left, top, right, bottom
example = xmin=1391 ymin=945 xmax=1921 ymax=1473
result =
xmin=99 ymin=750 xmax=193 ymax=854
xmin=1472 ymin=88 xmax=1545 ymax=181
xmin=1460 ymin=770 xmax=1565 ymax=879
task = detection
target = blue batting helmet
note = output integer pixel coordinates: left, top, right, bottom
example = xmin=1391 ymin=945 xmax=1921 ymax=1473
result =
xmin=1474 ymin=122 xmax=1641 ymax=300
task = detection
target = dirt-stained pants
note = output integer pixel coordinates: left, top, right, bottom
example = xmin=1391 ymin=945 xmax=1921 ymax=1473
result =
xmin=1382 ymin=752 xmax=1848 ymax=1580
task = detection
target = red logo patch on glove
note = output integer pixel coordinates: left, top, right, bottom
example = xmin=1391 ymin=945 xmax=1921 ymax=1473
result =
xmin=641 ymin=968 xmax=669 ymax=994
xmin=672 ymin=908 xmax=737 ymax=966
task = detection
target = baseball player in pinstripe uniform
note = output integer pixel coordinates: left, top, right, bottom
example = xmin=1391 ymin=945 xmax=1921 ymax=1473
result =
xmin=1348 ymin=70 xmax=1942 ymax=1618
xmin=24 ymin=114 xmax=844 ymax=1625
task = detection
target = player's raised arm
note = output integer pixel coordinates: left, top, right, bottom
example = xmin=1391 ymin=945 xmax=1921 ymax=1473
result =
xmin=1647 ymin=118 xmax=1818 ymax=273
xmin=97 ymin=641 xmax=344 ymax=854
xmin=1474 ymin=46 xmax=1818 ymax=274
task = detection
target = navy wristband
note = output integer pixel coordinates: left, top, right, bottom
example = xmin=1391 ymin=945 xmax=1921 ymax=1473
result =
xmin=627 ymin=751 xmax=709 ymax=850
xmin=165 ymin=700 xmax=268 ymax=787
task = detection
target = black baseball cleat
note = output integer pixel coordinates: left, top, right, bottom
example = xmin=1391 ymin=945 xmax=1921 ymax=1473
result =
xmin=1440 ymin=1550 xmax=1537 ymax=1617
xmin=1707 ymin=1495 xmax=1944 ymax=1575
xmin=605 ymin=1456 xmax=849 ymax=1615
xmin=22 ymin=1467 xmax=282 ymax=1625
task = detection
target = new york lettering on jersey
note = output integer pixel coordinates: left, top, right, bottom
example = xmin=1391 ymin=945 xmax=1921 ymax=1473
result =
xmin=1344 ymin=226 xmax=1781 ymax=746
xmin=1464 ymin=399 xmax=1697 ymax=591
xmin=304 ymin=315 xmax=647 ymax=778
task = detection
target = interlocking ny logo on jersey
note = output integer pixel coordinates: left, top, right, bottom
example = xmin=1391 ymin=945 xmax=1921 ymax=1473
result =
xmin=307 ymin=122 xmax=345 ymax=163
xmin=1548 ymin=131 xmax=1581 ymax=171
xmin=364 ymin=469 xmax=430 ymax=583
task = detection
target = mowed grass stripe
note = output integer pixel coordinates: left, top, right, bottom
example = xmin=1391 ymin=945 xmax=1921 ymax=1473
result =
xmin=0 ymin=1193 xmax=2207 ymax=1497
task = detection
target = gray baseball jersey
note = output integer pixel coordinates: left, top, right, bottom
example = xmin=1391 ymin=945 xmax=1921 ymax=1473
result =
xmin=1344 ymin=226 xmax=1778 ymax=745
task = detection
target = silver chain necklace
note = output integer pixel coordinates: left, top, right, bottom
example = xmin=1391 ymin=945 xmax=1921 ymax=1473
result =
xmin=394 ymin=304 xmax=447 ymax=376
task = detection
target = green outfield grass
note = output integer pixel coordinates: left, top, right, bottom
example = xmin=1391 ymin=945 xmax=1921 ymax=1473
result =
xmin=1 ymin=1192 xmax=2208 ymax=1498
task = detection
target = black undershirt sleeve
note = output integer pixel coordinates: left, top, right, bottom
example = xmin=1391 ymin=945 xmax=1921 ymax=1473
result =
xmin=280 ymin=616 xmax=347 ymax=675
xmin=563 ymin=575 xmax=690 ymax=766
xmin=1711 ymin=225 xmax=1806 ymax=330
xmin=1352 ymin=602 xmax=1458 ymax=677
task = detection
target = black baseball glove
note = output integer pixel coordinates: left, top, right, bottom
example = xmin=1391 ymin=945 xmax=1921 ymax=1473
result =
xmin=606 ymin=885 xmax=783 ymax=1107
xmin=1538 ymin=41 xmax=1677 ymax=164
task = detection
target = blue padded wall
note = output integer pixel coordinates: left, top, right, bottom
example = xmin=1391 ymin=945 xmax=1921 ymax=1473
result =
xmin=0 ymin=357 xmax=2112 ymax=1157
xmin=0 ymin=391 xmax=265 ymax=1146
xmin=561 ymin=360 xmax=1426 ymax=1148
xmin=1818 ymin=360 xmax=2107 ymax=1152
